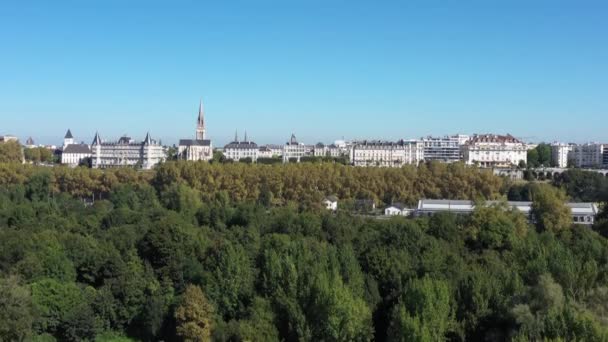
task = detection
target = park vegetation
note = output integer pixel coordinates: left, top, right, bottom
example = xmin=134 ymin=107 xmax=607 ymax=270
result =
xmin=0 ymin=161 xmax=607 ymax=341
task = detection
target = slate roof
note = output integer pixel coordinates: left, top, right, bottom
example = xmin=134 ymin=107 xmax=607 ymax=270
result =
xmin=225 ymin=141 xmax=258 ymax=149
xmin=324 ymin=195 xmax=338 ymax=202
xmin=63 ymin=144 xmax=91 ymax=154
xmin=64 ymin=129 xmax=73 ymax=139
xmin=179 ymin=139 xmax=211 ymax=146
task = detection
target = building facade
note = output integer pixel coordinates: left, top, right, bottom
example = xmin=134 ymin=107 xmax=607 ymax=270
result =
xmin=351 ymin=140 xmax=422 ymax=167
xmin=91 ymin=132 xmax=165 ymax=169
xmin=462 ymin=134 xmax=527 ymax=168
xmin=178 ymin=100 xmax=213 ymax=161
xmin=568 ymin=143 xmax=605 ymax=168
xmin=416 ymin=199 xmax=599 ymax=226
xmin=283 ymin=134 xmax=307 ymax=162
xmin=551 ymin=143 xmax=573 ymax=168
xmin=420 ymin=135 xmax=468 ymax=162
xmin=60 ymin=129 xmax=91 ymax=166
xmin=223 ymin=131 xmax=259 ymax=162
xmin=313 ymin=143 xmax=343 ymax=158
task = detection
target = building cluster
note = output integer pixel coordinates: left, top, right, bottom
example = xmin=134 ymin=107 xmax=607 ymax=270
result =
xmin=3 ymin=100 xmax=607 ymax=170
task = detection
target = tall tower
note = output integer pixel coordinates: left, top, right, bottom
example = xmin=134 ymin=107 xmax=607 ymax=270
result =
xmin=196 ymin=99 xmax=206 ymax=140
xmin=63 ymin=129 xmax=74 ymax=149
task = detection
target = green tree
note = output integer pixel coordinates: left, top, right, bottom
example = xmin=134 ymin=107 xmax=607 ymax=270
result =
xmin=530 ymin=184 xmax=572 ymax=232
xmin=0 ymin=276 xmax=34 ymax=342
xmin=388 ymin=277 xmax=454 ymax=341
xmin=175 ymin=284 xmax=214 ymax=342
xmin=0 ymin=141 xmax=23 ymax=163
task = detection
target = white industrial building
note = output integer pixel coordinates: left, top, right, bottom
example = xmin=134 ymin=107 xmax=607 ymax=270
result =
xmin=415 ymin=199 xmax=599 ymax=226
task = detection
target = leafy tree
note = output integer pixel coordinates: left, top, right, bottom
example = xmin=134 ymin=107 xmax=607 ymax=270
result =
xmin=530 ymin=184 xmax=572 ymax=232
xmin=0 ymin=141 xmax=23 ymax=163
xmin=0 ymin=276 xmax=34 ymax=342
xmin=175 ymin=284 xmax=214 ymax=342
xmin=388 ymin=277 xmax=454 ymax=341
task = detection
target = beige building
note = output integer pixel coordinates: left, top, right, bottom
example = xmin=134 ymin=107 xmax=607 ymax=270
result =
xmin=462 ymin=134 xmax=527 ymax=168
xmin=351 ymin=140 xmax=422 ymax=167
xmin=178 ymin=100 xmax=213 ymax=161
xmin=91 ymin=132 xmax=165 ymax=169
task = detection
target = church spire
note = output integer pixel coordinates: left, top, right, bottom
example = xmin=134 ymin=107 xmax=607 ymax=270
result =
xmin=244 ymin=130 xmax=248 ymax=142
xmin=234 ymin=129 xmax=238 ymax=143
xmin=196 ymin=99 xmax=206 ymax=140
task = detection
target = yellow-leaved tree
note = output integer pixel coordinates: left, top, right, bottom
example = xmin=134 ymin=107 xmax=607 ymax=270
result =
xmin=175 ymin=284 xmax=214 ymax=342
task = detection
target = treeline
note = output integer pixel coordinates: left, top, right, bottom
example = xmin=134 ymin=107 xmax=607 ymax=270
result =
xmin=152 ymin=161 xmax=504 ymax=206
xmin=0 ymin=161 xmax=505 ymax=207
xmin=0 ymin=173 xmax=608 ymax=341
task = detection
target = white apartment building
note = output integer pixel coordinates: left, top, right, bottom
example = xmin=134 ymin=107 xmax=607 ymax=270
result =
xmin=568 ymin=143 xmax=605 ymax=168
xmin=283 ymin=134 xmax=307 ymax=162
xmin=314 ymin=143 xmax=343 ymax=158
xmin=462 ymin=134 xmax=527 ymax=168
xmin=223 ymin=132 xmax=259 ymax=162
xmin=551 ymin=143 xmax=573 ymax=168
xmin=351 ymin=140 xmax=422 ymax=167
xmin=91 ymin=132 xmax=166 ymax=170
xmin=178 ymin=100 xmax=213 ymax=161
xmin=420 ymin=134 xmax=468 ymax=162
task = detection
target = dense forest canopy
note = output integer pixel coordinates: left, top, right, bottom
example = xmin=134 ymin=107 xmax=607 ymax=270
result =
xmin=0 ymin=162 xmax=607 ymax=341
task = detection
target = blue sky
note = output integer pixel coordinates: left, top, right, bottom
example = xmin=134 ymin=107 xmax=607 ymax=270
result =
xmin=0 ymin=1 xmax=606 ymax=146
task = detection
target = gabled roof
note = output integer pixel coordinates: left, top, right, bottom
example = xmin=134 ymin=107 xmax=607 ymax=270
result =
xmin=63 ymin=144 xmax=91 ymax=154
xmin=324 ymin=195 xmax=338 ymax=202
xmin=65 ymin=129 xmax=73 ymax=139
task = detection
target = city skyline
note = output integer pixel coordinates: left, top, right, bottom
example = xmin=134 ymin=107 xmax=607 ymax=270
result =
xmin=1 ymin=1 xmax=607 ymax=144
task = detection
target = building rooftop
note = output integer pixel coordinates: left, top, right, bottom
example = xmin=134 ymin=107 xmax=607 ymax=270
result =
xmin=179 ymin=139 xmax=211 ymax=146
xmin=63 ymin=144 xmax=91 ymax=154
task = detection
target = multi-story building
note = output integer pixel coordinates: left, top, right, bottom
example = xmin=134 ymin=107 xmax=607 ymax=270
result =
xmin=314 ymin=143 xmax=344 ymax=158
xmin=551 ymin=143 xmax=573 ymax=168
xmin=223 ymin=131 xmax=259 ymax=162
xmin=462 ymin=134 xmax=527 ymax=168
xmin=265 ymin=144 xmax=283 ymax=157
xmin=568 ymin=143 xmax=605 ymax=168
xmin=420 ymin=135 xmax=468 ymax=162
xmin=91 ymin=132 xmax=165 ymax=169
xmin=351 ymin=140 xmax=422 ymax=167
xmin=283 ymin=134 xmax=307 ymax=162
xmin=61 ymin=129 xmax=91 ymax=166
xmin=178 ymin=100 xmax=213 ymax=161
xmin=258 ymin=146 xmax=273 ymax=159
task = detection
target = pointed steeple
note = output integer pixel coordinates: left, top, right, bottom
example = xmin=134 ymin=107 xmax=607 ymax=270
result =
xmin=196 ymin=99 xmax=206 ymax=140
xmin=92 ymin=131 xmax=101 ymax=145
xmin=144 ymin=132 xmax=152 ymax=145
xmin=65 ymin=129 xmax=73 ymax=139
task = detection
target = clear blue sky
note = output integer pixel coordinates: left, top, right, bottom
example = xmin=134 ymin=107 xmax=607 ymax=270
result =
xmin=1 ymin=0 xmax=606 ymax=146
